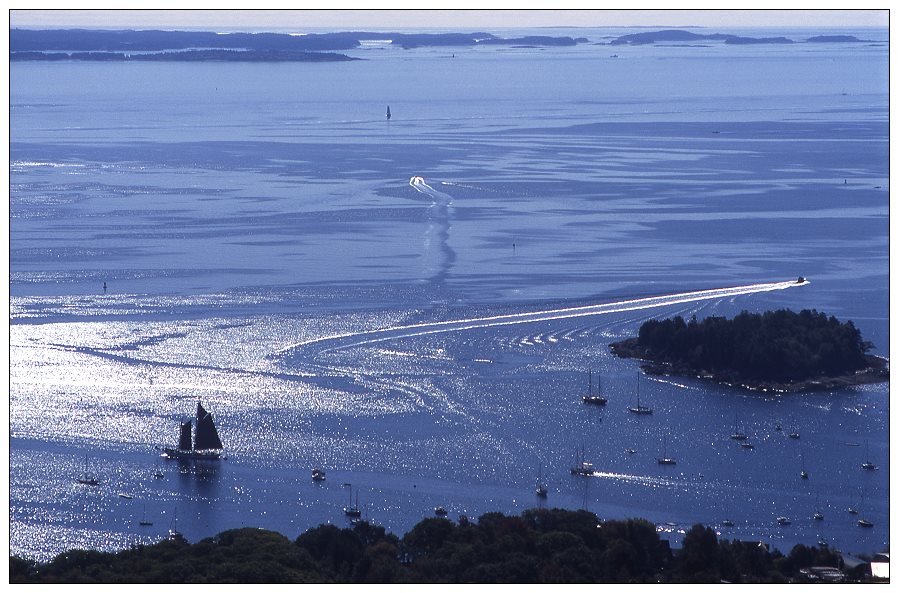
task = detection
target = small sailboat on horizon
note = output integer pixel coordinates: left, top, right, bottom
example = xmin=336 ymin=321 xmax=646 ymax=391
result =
xmin=386 ymin=105 xmax=391 ymax=120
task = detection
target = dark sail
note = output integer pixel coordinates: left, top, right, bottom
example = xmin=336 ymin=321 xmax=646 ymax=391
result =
xmin=178 ymin=421 xmax=192 ymax=450
xmin=194 ymin=402 xmax=223 ymax=450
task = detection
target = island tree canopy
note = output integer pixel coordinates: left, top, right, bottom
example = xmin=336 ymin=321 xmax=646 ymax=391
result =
xmin=628 ymin=309 xmax=872 ymax=382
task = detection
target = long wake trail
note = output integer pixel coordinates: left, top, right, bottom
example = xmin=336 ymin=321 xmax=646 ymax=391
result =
xmin=278 ymin=279 xmax=809 ymax=357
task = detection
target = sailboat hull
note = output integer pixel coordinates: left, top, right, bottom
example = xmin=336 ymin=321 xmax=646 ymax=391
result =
xmin=163 ymin=447 xmax=222 ymax=460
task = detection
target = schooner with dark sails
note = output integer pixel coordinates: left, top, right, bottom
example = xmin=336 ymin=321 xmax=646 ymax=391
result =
xmin=163 ymin=401 xmax=224 ymax=460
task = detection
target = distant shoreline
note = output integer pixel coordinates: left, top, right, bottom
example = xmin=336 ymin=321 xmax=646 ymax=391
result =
xmin=9 ymin=49 xmax=360 ymax=63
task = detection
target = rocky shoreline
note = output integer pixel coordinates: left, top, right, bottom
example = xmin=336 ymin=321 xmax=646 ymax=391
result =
xmin=610 ymin=338 xmax=889 ymax=394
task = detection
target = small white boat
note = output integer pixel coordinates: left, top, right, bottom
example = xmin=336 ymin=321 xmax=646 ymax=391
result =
xmin=312 ymin=468 xmax=326 ymax=482
xmin=777 ymin=516 xmax=791 ymax=526
xmin=434 ymin=507 xmax=448 ymax=517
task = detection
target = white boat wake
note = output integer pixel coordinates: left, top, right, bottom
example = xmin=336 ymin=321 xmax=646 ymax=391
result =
xmin=278 ymin=279 xmax=809 ymax=357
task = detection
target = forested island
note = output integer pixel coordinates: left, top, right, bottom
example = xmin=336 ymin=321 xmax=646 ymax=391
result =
xmin=610 ymin=309 xmax=888 ymax=393
xmin=10 ymin=509 xmax=876 ymax=583
xmin=608 ymin=29 xmax=864 ymax=45
xmin=9 ymin=29 xmax=584 ymax=62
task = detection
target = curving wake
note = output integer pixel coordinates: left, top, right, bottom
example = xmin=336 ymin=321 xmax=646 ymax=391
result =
xmin=278 ymin=279 xmax=809 ymax=357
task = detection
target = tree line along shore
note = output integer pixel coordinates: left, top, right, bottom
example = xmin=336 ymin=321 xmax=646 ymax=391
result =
xmin=9 ymin=509 xmax=881 ymax=583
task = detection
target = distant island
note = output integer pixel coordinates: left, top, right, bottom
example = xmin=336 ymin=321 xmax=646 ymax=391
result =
xmin=9 ymin=49 xmax=359 ymax=63
xmin=9 ymin=29 xmax=585 ymax=61
xmin=609 ymin=29 xmax=863 ymax=46
xmin=610 ymin=309 xmax=888 ymax=393
xmin=11 ymin=509 xmax=878 ymax=583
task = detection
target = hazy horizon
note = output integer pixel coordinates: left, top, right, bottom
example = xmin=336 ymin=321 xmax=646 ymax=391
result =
xmin=9 ymin=9 xmax=889 ymax=31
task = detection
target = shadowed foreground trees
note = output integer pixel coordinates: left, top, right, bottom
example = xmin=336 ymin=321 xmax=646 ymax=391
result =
xmin=10 ymin=510 xmax=851 ymax=583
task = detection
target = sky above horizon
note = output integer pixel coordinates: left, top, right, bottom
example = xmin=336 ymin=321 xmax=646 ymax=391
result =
xmin=9 ymin=9 xmax=889 ymax=31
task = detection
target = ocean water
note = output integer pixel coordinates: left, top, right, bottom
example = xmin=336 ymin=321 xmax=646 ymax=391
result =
xmin=9 ymin=27 xmax=890 ymax=562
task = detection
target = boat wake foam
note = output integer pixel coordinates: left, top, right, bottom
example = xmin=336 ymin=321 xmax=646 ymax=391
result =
xmin=278 ymin=279 xmax=808 ymax=358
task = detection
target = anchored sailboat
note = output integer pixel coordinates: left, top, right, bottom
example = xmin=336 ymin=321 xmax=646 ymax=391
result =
xmin=627 ymin=374 xmax=652 ymax=415
xmin=862 ymin=441 xmax=877 ymax=470
xmin=344 ymin=488 xmax=361 ymax=518
xmin=535 ymin=464 xmax=548 ymax=498
xmin=76 ymin=455 xmax=99 ymax=486
xmin=163 ymin=401 xmax=224 ymax=460
xmin=139 ymin=504 xmax=153 ymax=526
xmin=657 ymin=434 xmax=676 ymax=465
xmin=729 ymin=414 xmax=747 ymax=441
xmin=582 ymin=370 xmax=607 ymax=405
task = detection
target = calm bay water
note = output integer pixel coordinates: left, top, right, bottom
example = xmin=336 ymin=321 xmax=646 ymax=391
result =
xmin=9 ymin=27 xmax=889 ymax=562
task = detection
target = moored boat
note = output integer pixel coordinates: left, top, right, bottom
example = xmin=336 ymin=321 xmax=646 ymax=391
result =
xmin=76 ymin=455 xmax=99 ymax=486
xmin=627 ymin=375 xmax=652 ymax=415
xmin=582 ymin=370 xmax=607 ymax=405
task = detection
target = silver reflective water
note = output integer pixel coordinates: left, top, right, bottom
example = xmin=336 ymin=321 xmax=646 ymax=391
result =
xmin=10 ymin=26 xmax=889 ymax=561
